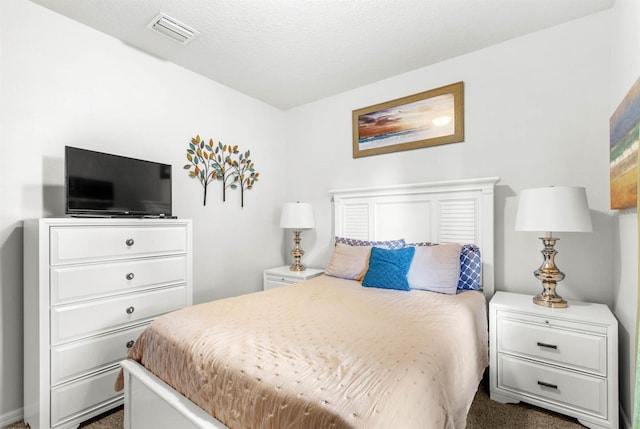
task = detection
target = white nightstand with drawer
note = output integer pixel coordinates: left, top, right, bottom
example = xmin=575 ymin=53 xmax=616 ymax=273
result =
xmin=489 ymin=291 xmax=618 ymax=429
xmin=263 ymin=266 xmax=324 ymax=290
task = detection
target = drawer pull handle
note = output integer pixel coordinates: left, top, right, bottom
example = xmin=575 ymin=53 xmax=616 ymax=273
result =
xmin=537 ymin=342 xmax=558 ymax=350
xmin=537 ymin=381 xmax=558 ymax=390
xmin=126 ymin=340 xmax=135 ymax=349
xmin=126 ymin=238 xmax=135 ymax=246
xmin=126 ymin=272 xmax=135 ymax=280
xmin=126 ymin=306 xmax=135 ymax=315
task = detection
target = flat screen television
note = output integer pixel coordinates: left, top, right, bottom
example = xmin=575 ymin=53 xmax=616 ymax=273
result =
xmin=65 ymin=146 xmax=172 ymax=217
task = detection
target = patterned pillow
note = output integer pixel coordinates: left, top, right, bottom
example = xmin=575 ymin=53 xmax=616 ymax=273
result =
xmin=362 ymin=246 xmax=416 ymax=291
xmin=457 ymin=244 xmax=482 ymax=290
xmin=335 ymin=236 xmax=405 ymax=250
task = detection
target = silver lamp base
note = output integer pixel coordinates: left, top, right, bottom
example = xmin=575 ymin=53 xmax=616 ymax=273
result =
xmin=532 ymin=236 xmax=567 ymax=308
xmin=533 ymin=290 xmax=567 ymax=308
xmin=289 ymin=230 xmax=306 ymax=272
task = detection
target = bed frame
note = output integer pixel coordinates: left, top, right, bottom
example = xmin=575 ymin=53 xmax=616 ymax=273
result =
xmin=120 ymin=176 xmax=499 ymax=428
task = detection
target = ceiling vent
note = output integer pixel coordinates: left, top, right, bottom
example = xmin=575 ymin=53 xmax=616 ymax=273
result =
xmin=147 ymin=12 xmax=199 ymax=45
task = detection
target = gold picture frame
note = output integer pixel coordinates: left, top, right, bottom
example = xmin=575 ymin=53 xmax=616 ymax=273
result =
xmin=352 ymin=81 xmax=464 ymax=158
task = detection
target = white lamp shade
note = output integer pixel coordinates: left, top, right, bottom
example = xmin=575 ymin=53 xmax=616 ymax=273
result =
xmin=280 ymin=202 xmax=315 ymax=229
xmin=515 ymin=186 xmax=592 ymax=232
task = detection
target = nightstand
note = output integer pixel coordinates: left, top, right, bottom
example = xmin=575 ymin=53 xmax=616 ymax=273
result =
xmin=489 ymin=291 xmax=618 ymax=429
xmin=262 ymin=266 xmax=324 ymax=291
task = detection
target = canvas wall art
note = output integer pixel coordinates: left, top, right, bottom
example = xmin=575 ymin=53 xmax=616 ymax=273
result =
xmin=610 ymin=75 xmax=640 ymax=209
xmin=352 ymin=82 xmax=464 ymax=158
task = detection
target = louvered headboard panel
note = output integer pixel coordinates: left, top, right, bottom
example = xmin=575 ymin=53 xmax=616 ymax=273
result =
xmin=330 ymin=177 xmax=499 ymax=299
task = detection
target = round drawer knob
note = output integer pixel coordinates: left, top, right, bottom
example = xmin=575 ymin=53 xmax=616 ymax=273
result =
xmin=125 ymin=238 xmax=135 ymax=246
xmin=126 ymin=340 xmax=135 ymax=349
xmin=126 ymin=272 xmax=135 ymax=280
xmin=126 ymin=306 xmax=135 ymax=315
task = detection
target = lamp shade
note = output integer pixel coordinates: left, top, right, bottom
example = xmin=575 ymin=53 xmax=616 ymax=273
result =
xmin=280 ymin=202 xmax=315 ymax=229
xmin=515 ymin=186 xmax=592 ymax=232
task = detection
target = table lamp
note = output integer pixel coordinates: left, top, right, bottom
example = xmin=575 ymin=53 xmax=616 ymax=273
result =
xmin=280 ymin=202 xmax=315 ymax=271
xmin=515 ymin=186 xmax=592 ymax=308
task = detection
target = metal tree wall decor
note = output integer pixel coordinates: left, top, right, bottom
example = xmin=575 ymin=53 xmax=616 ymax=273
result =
xmin=231 ymin=149 xmax=259 ymax=208
xmin=212 ymin=141 xmax=240 ymax=203
xmin=184 ymin=135 xmax=215 ymax=205
xmin=183 ymin=135 xmax=259 ymax=207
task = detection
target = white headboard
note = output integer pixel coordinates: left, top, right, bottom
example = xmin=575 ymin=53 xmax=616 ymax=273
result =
xmin=329 ymin=177 xmax=500 ymax=299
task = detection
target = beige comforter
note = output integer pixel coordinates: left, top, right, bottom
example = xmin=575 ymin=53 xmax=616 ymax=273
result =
xmin=117 ymin=275 xmax=488 ymax=429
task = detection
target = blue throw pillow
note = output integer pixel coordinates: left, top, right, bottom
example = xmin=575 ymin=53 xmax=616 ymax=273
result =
xmin=362 ymin=246 xmax=415 ymax=291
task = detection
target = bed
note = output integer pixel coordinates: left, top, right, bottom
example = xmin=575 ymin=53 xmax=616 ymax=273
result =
xmin=118 ymin=176 xmax=499 ymax=429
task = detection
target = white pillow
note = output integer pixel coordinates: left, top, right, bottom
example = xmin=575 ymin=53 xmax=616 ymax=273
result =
xmin=407 ymin=243 xmax=462 ymax=294
xmin=325 ymin=243 xmax=371 ymax=281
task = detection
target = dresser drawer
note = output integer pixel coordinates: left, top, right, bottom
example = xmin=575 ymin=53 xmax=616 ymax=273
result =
xmin=51 ymin=256 xmax=187 ymax=305
xmin=50 ymin=226 xmax=187 ymax=265
xmin=498 ymin=354 xmax=607 ymax=418
xmin=51 ymin=324 xmax=147 ymax=385
xmin=51 ymin=285 xmax=186 ymax=345
xmin=50 ymin=367 xmax=122 ymax=427
xmin=497 ymin=318 xmax=606 ymax=376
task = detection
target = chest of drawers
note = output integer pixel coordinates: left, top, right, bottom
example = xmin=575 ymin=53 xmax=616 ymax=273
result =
xmin=489 ymin=291 xmax=618 ymax=429
xmin=23 ymin=218 xmax=193 ymax=429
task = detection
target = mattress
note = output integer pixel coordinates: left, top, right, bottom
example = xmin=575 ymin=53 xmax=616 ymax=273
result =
xmin=116 ymin=275 xmax=488 ymax=429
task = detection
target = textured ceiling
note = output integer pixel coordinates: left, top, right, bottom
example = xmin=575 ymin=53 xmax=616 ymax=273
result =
xmin=29 ymin=0 xmax=614 ymax=110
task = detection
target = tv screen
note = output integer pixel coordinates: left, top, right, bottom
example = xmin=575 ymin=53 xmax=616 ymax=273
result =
xmin=65 ymin=146 xmax=172 ymax=217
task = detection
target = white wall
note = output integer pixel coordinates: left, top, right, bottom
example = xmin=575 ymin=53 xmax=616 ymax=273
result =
xmin=286 ymin=8 xmax=640 ymax=425
xmin=0 ymin=0 xmax=287 ymax=422
xmin=610 ymin=0 xmax=640 ymax=425
xmin=286 ymin=11 xmax=613 ymax=305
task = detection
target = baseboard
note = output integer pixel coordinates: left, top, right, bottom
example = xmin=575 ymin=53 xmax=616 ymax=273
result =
xmin=0 ymin=407 xmax=23 ymax=427
xmin=620 ymin=404 xmax=632 ymax=429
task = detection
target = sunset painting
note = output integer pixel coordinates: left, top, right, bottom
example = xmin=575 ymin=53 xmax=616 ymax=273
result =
xmin=352 ymin=82 xmax=464 ymax=158
xmin=610 ymin=76 xmax=640 ymax=209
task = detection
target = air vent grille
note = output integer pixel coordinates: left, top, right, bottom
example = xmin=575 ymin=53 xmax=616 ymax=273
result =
xmin=147 ymin=12 xmax=199 ymax=45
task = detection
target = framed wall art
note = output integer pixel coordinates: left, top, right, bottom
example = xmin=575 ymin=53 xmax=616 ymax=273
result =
xmin=352 ymin=81 xmax=464 ymax=158
xmin=610 ymin=75 xmax=640 ymax=209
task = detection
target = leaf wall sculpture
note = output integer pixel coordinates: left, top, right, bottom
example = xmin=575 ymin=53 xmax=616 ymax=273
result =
xmin=184 ymin=135 xmax=259 ymax=206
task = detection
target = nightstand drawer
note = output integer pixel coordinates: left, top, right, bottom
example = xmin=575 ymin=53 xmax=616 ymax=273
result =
xmin=497 ymin=318 xmax=606 ymax=376
xmin=264 ymin=275 xmax=296 ymax=289
xmin=498 ymin=354 xmax=607 ymax=418
xmin=263 ymin=267 xmax=324 ymax=291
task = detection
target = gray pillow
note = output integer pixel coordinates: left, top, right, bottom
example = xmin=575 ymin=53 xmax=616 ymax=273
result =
xmin=407 ymin=243 xmax=462 ymax=294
